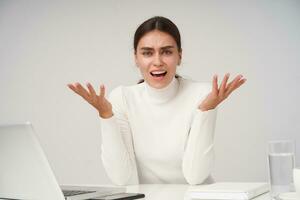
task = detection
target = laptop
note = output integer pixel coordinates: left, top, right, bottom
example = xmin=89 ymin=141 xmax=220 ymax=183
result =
xmin=0 ymin=122 xmax=125 ymax=200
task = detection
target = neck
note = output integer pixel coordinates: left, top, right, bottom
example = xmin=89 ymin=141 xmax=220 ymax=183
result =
xmin=144 ymin=77 xmax=179 ymax=104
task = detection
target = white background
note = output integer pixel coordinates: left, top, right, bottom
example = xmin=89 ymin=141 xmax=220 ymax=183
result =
xmin=1 ymin=0 xmax=299 ymax=185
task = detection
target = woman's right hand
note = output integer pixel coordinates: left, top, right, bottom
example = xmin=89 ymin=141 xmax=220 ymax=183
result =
xmin=67 ymin=82 xmax=113 ymax=119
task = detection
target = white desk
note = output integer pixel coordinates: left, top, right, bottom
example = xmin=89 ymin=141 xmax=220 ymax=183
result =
xmin=0 ymin=184 xmax=271 ymax=200
xmin=125 ymin=184 xmax=271 ymax=200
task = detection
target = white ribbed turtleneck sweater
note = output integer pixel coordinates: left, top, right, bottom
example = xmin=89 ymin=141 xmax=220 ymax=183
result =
xmin=100 ymin=77 xmax=217 ymax=185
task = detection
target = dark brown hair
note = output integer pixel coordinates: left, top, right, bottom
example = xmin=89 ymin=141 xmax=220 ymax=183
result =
xmin=134 ymin=16 xmax=182 ymax=84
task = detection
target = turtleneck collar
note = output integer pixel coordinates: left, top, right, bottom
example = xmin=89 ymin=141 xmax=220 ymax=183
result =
xmin=144 ymin=77 xmax=179 ymax=104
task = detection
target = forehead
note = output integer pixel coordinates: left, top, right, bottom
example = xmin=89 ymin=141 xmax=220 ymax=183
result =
xmin=137 ymin=30 xmax=177 ymax=49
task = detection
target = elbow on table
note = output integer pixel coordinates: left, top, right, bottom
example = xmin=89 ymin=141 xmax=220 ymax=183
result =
xmin=183 ymin=159 xmax=214 ymax=185
xmin=103 ymin=164 xmax=132 ymax=186
xmin=101 ymin=155 xmax=132 ymax=186
xmin=110 ymin=175 xmax=131 ymax=186
xmin=184 ymin=171 xmax=211 ymax=185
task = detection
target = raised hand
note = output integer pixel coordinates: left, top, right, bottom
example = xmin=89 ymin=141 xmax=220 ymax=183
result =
xmin=199 ymin=73 xmax=246 ymax=111
xmin=67 ymin=82 xmax=113 ymax=118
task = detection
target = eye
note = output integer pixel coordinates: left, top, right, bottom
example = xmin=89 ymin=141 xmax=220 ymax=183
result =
xmin=162 ymin=50 xmax=173 ymax=55
xmin=142 ymin=51 xmax=153 ymax=56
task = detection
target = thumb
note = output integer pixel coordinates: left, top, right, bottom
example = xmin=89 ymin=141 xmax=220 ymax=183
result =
xmin=99 ymin=84 xmax=106 ymax=99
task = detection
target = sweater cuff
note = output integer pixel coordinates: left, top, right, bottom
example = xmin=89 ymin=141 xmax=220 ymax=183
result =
xmin=100 ymin=115 xmax=122 ymax=142
xmin=191 ymin=107 xmax=217 ymax=147
xmin=193 ymin=107 xmax=217 ymax=118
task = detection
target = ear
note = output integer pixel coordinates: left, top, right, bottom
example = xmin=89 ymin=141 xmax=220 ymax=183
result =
xmin=178 ymin=51 xmax=182 ymax=65
xmin=134 ymin=51 xmax=139 ymax=67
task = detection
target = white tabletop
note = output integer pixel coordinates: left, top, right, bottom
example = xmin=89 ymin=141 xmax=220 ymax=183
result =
xmin=0 ymin=184 xmax=272 ymax=200
xmin=125 ymin=184 xmax=272 ymax=200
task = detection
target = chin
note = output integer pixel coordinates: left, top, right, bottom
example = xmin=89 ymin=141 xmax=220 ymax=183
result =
xmin=151 ymin=83 xmax=167 ymax=89
xmin=148 ymin=78 xmax=172 ymax=89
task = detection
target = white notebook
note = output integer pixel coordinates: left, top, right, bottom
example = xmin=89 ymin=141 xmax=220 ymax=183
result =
xmin=188 ymin=182 xmax=270 ymax=200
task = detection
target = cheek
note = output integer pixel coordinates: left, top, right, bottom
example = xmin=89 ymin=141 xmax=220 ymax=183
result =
xmin=164 ymin=56 xmax=179 ymax=68
xmin=136 ymin=55 xmax=147 ymax=66
xmin=136 ymin=60 xmax=148 ymax=73
xmin=139 ymin=66 xmax=148 ymax=75
xmin=137 ymin=57 xmax=151 ymax=70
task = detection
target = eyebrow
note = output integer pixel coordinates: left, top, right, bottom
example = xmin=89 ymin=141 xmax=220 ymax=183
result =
xmin=140 ymin=45 xmax=175 ymax=51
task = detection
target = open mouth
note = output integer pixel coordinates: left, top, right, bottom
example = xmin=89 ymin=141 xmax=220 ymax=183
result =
xmin=150 ymin=70 xmax=167 ymax=77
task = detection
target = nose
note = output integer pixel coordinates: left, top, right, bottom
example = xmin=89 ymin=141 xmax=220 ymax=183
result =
xmin=153 ymin=53 xmax=163 ymax=67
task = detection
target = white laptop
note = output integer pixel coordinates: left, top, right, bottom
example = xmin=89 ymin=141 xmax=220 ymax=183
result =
xmin=0 ymin=122 xmax=125 ymax=200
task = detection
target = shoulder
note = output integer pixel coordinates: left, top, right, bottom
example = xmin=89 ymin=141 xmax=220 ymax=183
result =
xmin=179 ymin=77 xmax=211 ymax=95
xmin=109 ymin=83 xmax=143 ymax=98
xmin=108 ymin=83 xmax=144 ymax=110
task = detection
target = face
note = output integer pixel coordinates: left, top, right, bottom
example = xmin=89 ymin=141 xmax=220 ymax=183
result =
xmin=135 ymin=30 xmax=182 ymax=89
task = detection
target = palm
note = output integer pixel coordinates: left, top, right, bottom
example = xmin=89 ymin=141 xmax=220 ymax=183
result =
xmin=68 ymin=82 xmax=113 ymax=118
xmin=199 ymin=73 xmax=246 ymax=111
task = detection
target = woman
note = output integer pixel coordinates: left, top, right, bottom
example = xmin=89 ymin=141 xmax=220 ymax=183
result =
xmin=68 ymin=16 xmax=246 ymax=185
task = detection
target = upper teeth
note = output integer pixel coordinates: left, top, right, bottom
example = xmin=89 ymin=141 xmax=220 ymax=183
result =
xmin=151 ymin=70 xmax=166 ymax=75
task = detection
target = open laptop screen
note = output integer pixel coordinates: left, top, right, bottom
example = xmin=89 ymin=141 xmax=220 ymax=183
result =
xmin=0 ymin=123 xmax=66 ymax=200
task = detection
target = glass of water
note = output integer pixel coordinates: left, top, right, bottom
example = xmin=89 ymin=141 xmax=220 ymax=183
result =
xmin=268 ymin=140 xmax=295 ymax=199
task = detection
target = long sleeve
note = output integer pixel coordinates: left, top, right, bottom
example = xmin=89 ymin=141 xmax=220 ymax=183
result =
xmin=100 ymin=86 xmax=138 ymax=186
xmin=182 ymin=108 xmax=217 ymax=185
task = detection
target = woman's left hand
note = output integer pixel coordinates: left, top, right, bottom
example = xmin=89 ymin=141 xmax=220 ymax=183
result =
xmin=199 ymin=73 xmax=246 ymax=111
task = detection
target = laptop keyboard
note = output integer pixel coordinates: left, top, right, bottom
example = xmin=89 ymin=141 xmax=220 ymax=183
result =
xmin=63 ymin=190 xmax=95 ymax=197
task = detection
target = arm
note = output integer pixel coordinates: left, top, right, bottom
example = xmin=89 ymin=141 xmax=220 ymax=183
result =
xmin=67 ymin=83 xmax=138 ymax=185
xmin=100 ymin=86 xmax=139 ymax=186
xmin=182 ymin=108 xmax=217 ymax=185
xmin=182 ymin=73 xmax=246 ymax=185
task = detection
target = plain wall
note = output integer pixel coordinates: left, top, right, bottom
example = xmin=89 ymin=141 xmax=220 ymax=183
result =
xmin=1 ymin=0 xmax=299 ymax=185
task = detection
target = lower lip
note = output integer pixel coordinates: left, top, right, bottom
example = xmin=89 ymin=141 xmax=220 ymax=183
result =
xmin=151 ymin=73 xmax=167 ymax=81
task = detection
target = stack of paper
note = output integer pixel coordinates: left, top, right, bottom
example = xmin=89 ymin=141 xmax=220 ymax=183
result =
xmin=188 ymin=182 xmax=269 ymax=200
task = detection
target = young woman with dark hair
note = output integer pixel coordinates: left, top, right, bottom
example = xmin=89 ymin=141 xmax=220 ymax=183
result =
xmin=68 ymin=16 xmax=246 ymax=185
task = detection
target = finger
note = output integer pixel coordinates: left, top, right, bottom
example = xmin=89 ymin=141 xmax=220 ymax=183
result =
xmin=225 ymin=75 xmax=244 ymax=96
xmin=86 ymin=82 xmax=97 ymax=98
xmin=67 ymin=83 xmax=77 ymax=92
xmin=219 ymin=73 xmax=230 ymax=97
xmin=226 ymin=74 xmax=242 ymax=90
xmin=235 ymin=78 xmax=247 ymax=90
xmin=74 ymin=82 xmax=91 ymax=100
xmin=226 ymin=78 xmax=246 ymax=97
xmin=99 ymin=84 xmax=105 ymax=99
xmin=212 ymin=75 xmax=218 ymax=95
